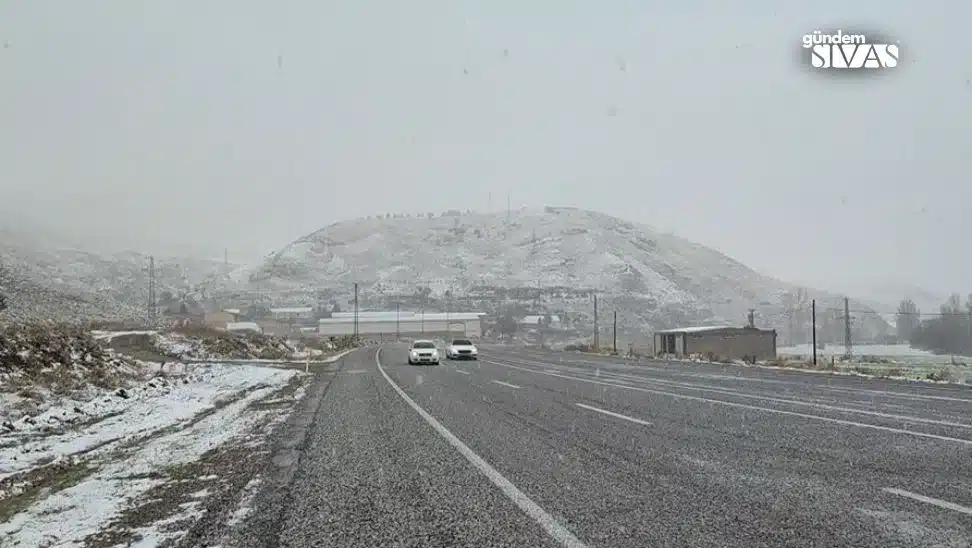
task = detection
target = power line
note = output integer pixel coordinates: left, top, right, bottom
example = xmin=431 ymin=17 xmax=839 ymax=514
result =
xmin=824 ymin=309 xmax=972 ymax=317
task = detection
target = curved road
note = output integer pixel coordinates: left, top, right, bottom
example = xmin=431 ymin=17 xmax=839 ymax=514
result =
xmin=234 ymin=344 xmax=972 ymax=547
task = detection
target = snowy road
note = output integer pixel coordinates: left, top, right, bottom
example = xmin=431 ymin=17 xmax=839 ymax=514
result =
xmin=7 ymin=347 xmax=968 ymax=546
xmin=236 ymin=345 xmax=972 ymax=547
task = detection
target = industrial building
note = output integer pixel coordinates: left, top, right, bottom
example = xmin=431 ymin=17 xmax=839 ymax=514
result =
xmin=654 ymin=325 xmax=777 ymax=362
xmin=319 ymin=311 xmax=485 ymax=339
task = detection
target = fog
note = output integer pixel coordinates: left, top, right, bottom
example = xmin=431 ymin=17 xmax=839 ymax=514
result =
xmin=1 ymin=1 xmax=968 ymax=295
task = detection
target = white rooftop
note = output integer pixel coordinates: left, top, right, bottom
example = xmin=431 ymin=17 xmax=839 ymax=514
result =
xmin=271 ymin=307 xmax=314 ymax=314
xmin=320 ymin=311 xmax=485 ymax=324
xmin=226 ymin=322 xmax=262 ymax=332
xmin=655 ymin=325 xmax=732 ymax=334
xmin=520 ymin=315 xmax=561 ymax=324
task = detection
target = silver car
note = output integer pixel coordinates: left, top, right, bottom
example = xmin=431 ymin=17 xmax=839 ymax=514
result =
xmin=446 ymin=339 xmax=478 ymax=360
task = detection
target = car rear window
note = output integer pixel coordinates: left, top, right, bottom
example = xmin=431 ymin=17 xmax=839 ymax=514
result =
xmin=413 ymin=342 xmax=436 ymax=349
xmin=452 ymin=340 xmax=472 ymax=345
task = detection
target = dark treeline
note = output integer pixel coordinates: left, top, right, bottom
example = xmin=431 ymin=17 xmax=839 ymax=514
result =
xmin=896 ymin=294 xmax=972 ymax=355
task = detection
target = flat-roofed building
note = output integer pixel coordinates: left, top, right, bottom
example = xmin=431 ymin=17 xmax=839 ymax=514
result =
xmin=654 ymin=325 xmax=777 ymax=361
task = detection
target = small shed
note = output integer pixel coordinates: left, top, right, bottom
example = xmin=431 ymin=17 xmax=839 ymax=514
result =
xmin=226 ymin=321 xmax=263 ymax=334
xmin=654 ymin=325 xmax=777 ymax=361
xmin=203 ymin=310 xmax=240 ymax=328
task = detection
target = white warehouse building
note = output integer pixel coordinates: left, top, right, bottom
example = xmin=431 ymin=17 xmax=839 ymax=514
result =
xmin=319 ymin=311 xmax=485 ymax=339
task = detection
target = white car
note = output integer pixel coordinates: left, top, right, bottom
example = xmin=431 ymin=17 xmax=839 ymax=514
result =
xmin=446 ymin=339 xmax=478 ymax=360
xmin=407 ymin=340 xmax=440 ymax=365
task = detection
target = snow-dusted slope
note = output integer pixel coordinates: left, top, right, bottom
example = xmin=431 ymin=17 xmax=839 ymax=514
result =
xmin=0 ymin=228 xmax=239 ymax=324
xmin=262 ymin=208 xmax=770 ymax=296
xmin=253 ymin=207 xmax=887 ymax=336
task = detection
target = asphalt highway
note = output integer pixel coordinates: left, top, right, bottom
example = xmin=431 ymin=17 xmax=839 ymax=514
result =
xmin=257 ymin=345 xmax=972 ymax=547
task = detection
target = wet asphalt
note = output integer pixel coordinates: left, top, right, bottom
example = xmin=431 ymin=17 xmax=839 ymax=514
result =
xmin=233 ymin=345 xmax=972 ymax=547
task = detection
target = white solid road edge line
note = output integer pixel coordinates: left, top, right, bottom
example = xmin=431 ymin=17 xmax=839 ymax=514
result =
xmin=374 ymin=349 xmax=588 ymax=548
xmin=882 ymin=487 xmax=972 ymax=516
xmin=576 ymin=403 xmax=652 ymax=427
xmin=454 ymin=369 xmax=471 ymax=375
xmin=492 ymin=380 xmax=521 ymax=389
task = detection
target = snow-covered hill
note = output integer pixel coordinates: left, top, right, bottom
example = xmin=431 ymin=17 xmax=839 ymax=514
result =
xmin=252 ymin=207 xmax=891 ymax=342
xmin=0 ymin=227 xmax=238 ymax=325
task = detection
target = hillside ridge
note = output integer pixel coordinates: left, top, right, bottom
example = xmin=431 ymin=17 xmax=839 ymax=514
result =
xmin=253 ymin=206 xmax=891 ymax=343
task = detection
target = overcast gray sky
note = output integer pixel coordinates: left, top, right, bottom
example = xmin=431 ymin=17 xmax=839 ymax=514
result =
xmin=1 ymin=1 xmax=968 ymax=294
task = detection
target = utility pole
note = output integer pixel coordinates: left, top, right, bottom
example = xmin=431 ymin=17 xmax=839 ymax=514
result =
xmin=747 ymin=309 xmax=755 ymax=328
xmin=811 ymin=299 xmax=817 ymax=366
xmin=593 ymin=293 xmax=599 ymax=349
xmin=841 ymin=296 xmax=853 ymax=359
xmin=148 ymin=256 xmax=156 ymax=327
xmin=613 ymin=310 xmax=617 ymax=354
xmin=353 ymin=283 xmax=359 ymax=343
xmin=396 ymin=302 xmax=400 ymax=341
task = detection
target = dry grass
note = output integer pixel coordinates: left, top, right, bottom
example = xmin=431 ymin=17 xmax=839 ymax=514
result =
xmin=925 ymin=367 xmax=956 ymax=382
xmin=84 ymin=320 xmax=151 ymax=332
xmin=0 ymin=458 xmax=96 ymax=524
xmin=0 ymin=322 xmax=140 ymax=395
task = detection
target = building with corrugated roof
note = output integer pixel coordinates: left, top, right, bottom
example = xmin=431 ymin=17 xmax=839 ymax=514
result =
xmin=270 ymin=306 xmax=316 ymax=322
xmin=319 ymin=311 xmax=486 ymax=339
xmin=654 ymin=325 xmax=776 ymax=361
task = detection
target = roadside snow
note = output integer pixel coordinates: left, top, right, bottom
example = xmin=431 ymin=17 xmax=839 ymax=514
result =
xmin=227 ymin=477 xmax=263 ymax=527
xmin=154 ymin=332 xmax=197 ymax=358
xmin=0 ymin=364 xmax=303 ymax=547
xmin=1 ymin=365 xmax=292 ymax=483
xmin=90 ymin=330 xmax=156 ymax=342
xmin=775 ymin=343 xmax=971 ymax=384
xmin=778 ymin=343 xmax=972 ymax=361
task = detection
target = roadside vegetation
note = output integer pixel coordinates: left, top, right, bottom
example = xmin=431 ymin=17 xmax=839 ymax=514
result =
xmin=0 ymin=322 xmax=141 ymax=395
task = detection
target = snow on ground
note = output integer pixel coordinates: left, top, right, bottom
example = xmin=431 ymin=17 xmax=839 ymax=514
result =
xmin=90 ymin=330 xmax=156 ymax=342
xmin=778 ymin=343 xmax=972 ymax=361
xmin=1 ymin=364 xmax=292 ymax=481
xmin=153 ymin=331 xmax=330 ymax=361
xmin=775 ymin=344 xmax=971 ymax=384
xmin=0 ymin=362 xmax=305 ymax=547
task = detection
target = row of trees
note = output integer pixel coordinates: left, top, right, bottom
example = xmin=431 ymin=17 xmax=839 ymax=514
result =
xmin=362 ymin=209 xmax=476 ymax=221
xmin=897 ymin=294 xmax=972 ymax=355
